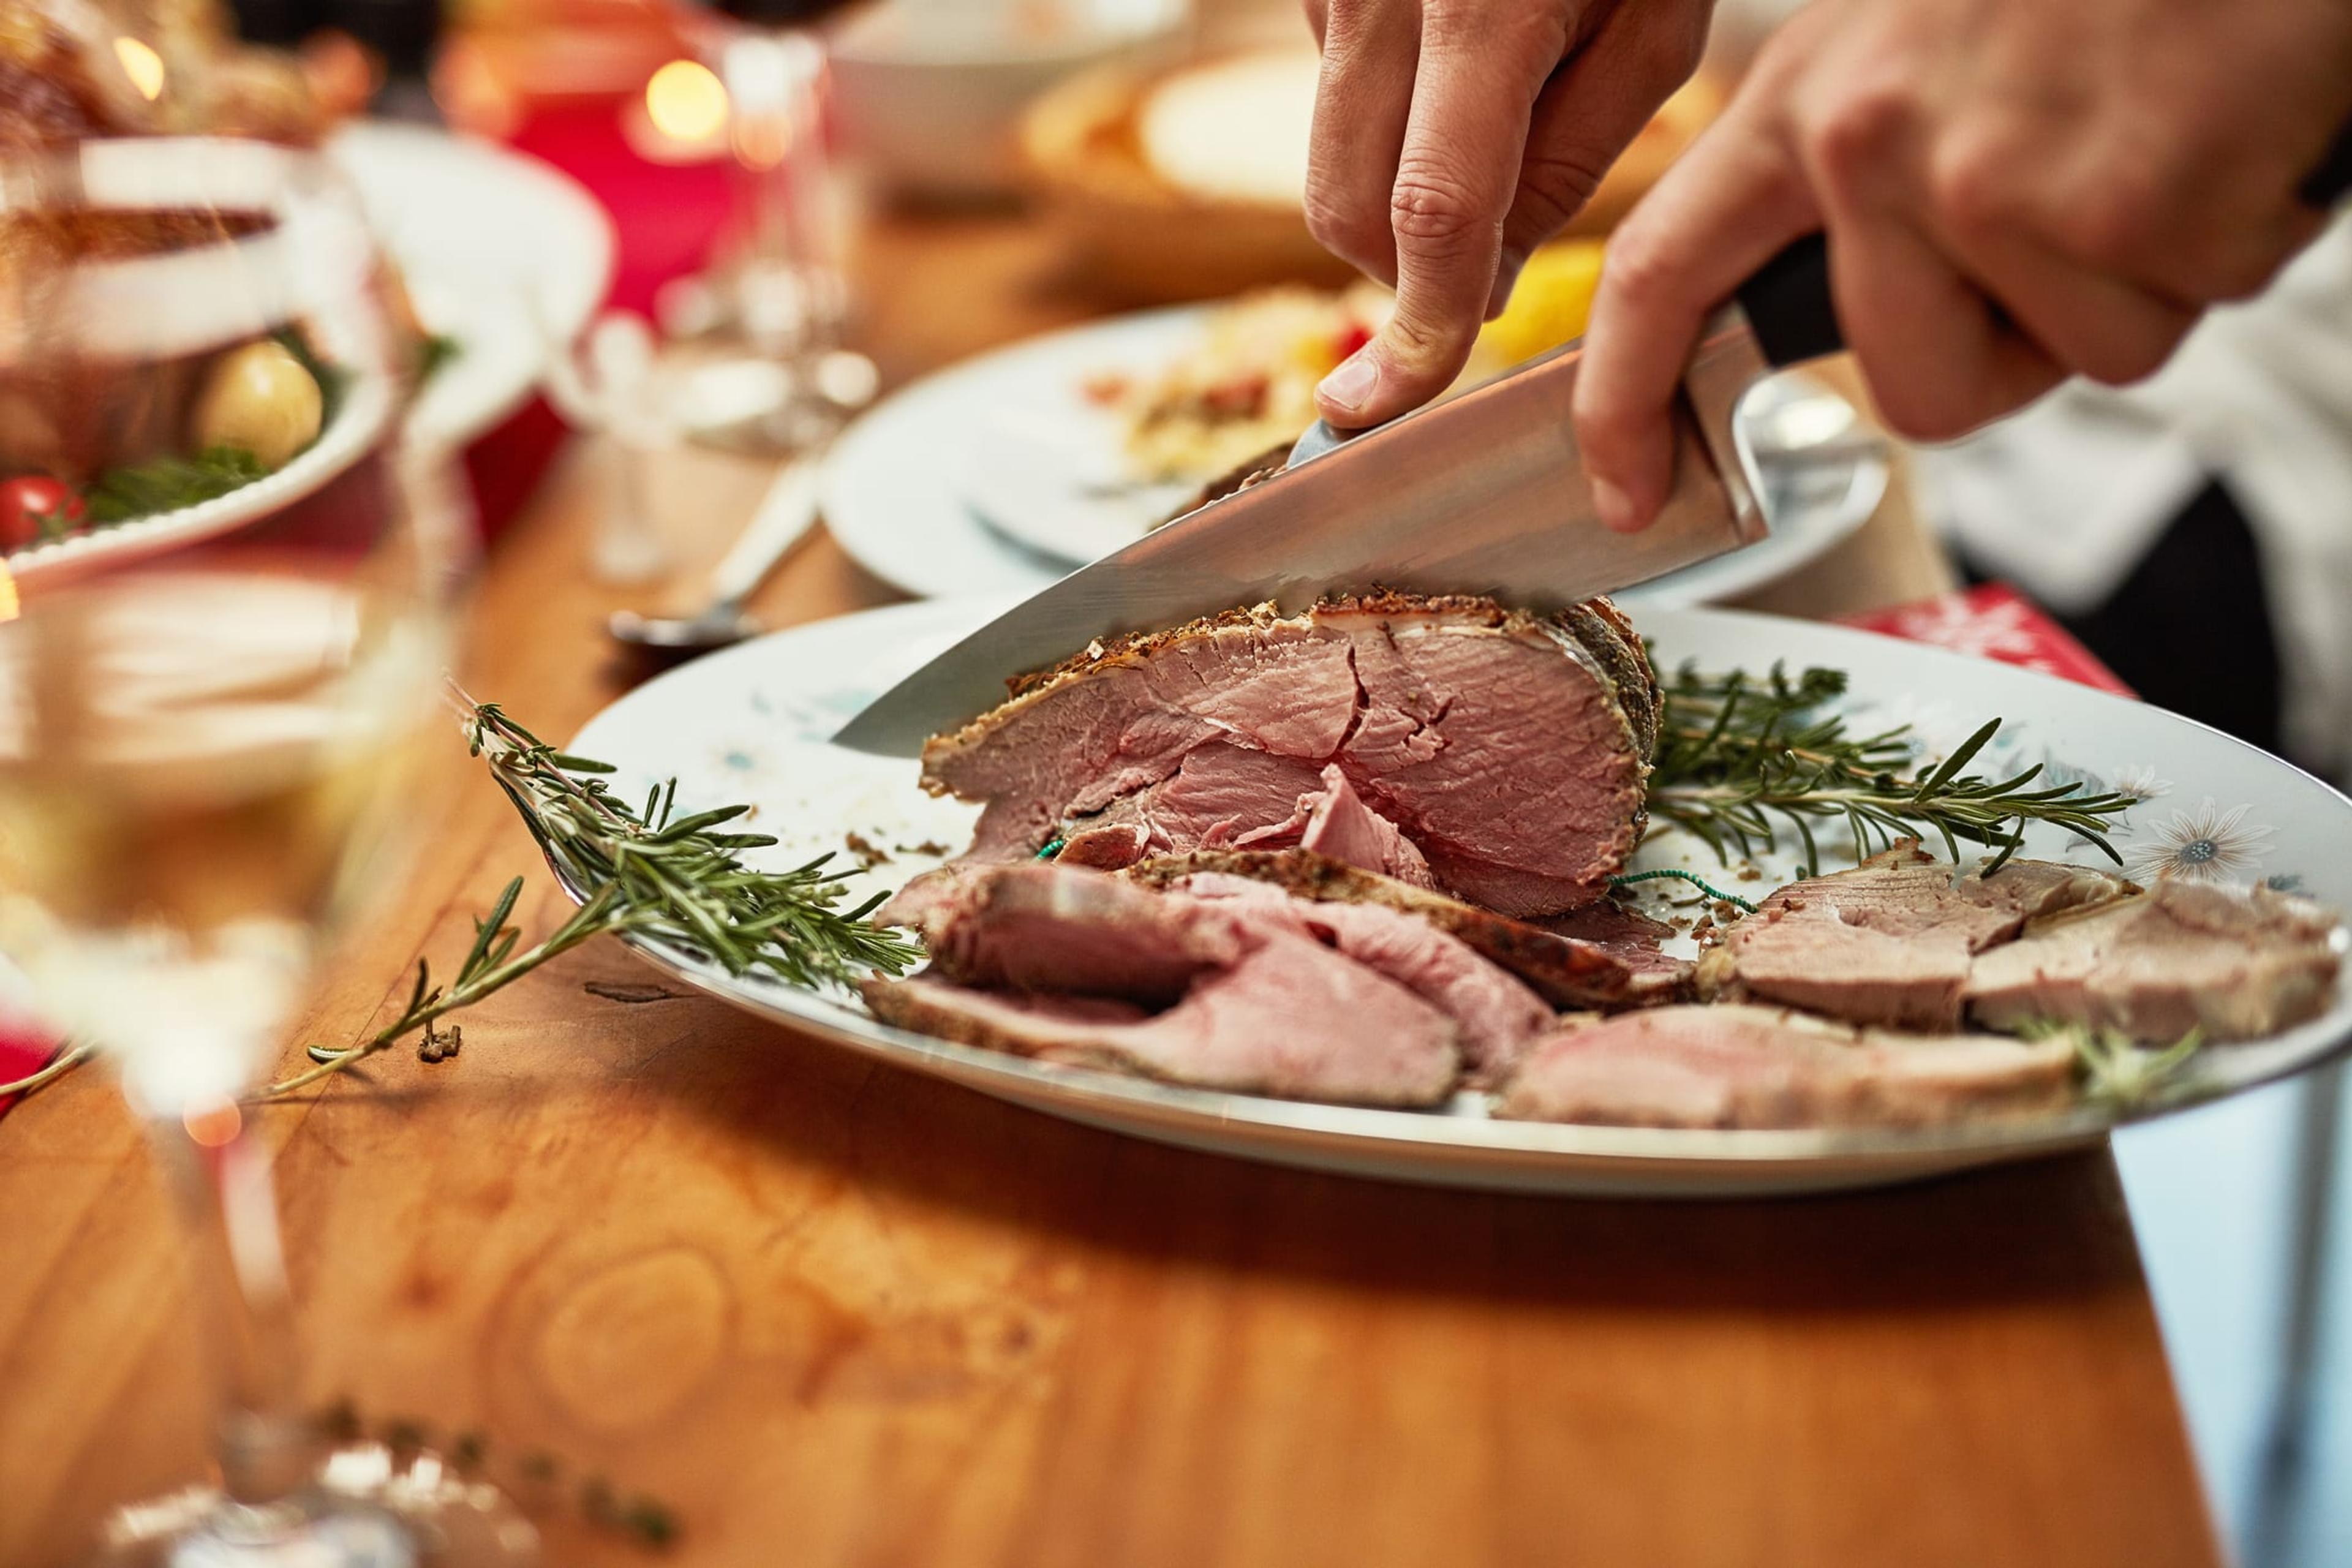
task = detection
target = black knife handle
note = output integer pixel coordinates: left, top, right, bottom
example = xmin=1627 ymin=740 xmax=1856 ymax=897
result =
xmin=2299 ymin=114 xmax=2352 ymax=208
xmin=1734 ymin=233 xmax=1839 ymax=369
xmin=1733 ymin=111 xmax=2352 ymax=371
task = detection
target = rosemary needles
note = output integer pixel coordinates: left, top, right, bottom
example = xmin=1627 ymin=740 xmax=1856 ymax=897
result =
xmin=466 ymin=702 xmax=917 ymax=990
xmin=1646 ymin=660 xmax=2136 ymax=876
xmin=263 ymin=699 xmax=919 ymax=1098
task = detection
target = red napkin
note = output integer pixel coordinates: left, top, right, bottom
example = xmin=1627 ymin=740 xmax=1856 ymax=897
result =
xmin=1841 ymin=581 xmax=2135 ymax=697
xmin=453 ymin=105 xmax=731 ymax=548
xmin=0 ymin=1024 xmax=54 ymax=1123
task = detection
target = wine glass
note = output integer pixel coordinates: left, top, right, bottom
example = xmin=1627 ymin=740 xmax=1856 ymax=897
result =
xmin=650 ymin=0 xmax=867 ymax=453
xmin=0 ymin=138 xmax=533 ymax=1565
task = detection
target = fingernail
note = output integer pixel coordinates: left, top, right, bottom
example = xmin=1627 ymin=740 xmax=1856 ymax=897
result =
xmin=1590 ymin=475 xmax=1639 ymax=532
xmin=1317 ymin=351 xmax=1381 ymax=417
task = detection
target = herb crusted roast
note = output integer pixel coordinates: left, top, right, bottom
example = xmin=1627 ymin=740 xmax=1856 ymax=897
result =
xmin=920 ymin=592 xmax=1660 ymax=918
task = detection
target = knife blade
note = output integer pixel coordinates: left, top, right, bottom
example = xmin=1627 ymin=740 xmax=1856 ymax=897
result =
xmin=833 ymin=241 xmax=1841 ymax=758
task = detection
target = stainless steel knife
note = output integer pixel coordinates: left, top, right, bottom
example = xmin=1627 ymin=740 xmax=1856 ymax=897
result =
xmin=832 ymin=235 xmax=1846 ymax=757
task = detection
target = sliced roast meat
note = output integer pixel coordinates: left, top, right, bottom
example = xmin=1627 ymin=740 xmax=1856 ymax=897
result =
xmin=865 ymin=942 xmax=1462 ymax=1107
xmin=921 ymin=592 xmax=1656 ymax=916
xmin=1966 ymin=880 xmax=2343 ymax=1042
xmin=1298 ymin=764 xmax=1435 ymax=887
xmin=1127 ymin=848 xmax=1692 ymax=1008
xmin=878 ymin=861 xmax=1246 ymax=1003
xmin=1493 ymin=1005 xmax=2078 ymax=1129
xmin=883 ymin=860 xmax=1544 ymax=1080
xmin=1529 ymin=899 xmax=1692 ymax=995
xmin=1703 ymin=842 xmax=2136 ymax=1030
xmin=1146 ymin=867 xmax=1555 ymax=1077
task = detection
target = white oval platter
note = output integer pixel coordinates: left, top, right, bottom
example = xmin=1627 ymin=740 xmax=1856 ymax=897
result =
xmin=569 ymin=597 xmax=2352 ymax=1197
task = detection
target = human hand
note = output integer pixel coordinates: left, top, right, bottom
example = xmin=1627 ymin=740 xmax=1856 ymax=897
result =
xmin=1572 ymin=0 xmax=2352 ymax=532
xmin=1300 ymin=0 xmax=1715 ymax=428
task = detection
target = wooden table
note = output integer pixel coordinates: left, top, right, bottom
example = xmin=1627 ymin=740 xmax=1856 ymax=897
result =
xmin=0 ymin=212 xmax=2218 ymax=1568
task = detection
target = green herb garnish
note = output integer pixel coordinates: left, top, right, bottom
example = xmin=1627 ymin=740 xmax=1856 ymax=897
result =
xmin=2019 ymin=1019 xmax=2207 ymax=1106
xmin=1646 ymin=659 xmax=2135 ymax=876
xmin=86 ymin=444 xmax=268 ymax=523
xmin=272 ymin=326 xmax=347 ymax=424
xmin=418 ymin=331 xmax=462 ymax=383
xmin=257 ymin=696 xmax=920 ymax=1099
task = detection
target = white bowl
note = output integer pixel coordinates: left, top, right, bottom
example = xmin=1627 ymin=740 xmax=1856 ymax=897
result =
xmin=829 ymin=0 xmax=1188 ymax=199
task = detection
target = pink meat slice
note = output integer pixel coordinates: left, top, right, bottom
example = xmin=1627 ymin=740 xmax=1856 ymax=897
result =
xmin=1709 ymin=842 xmax=2136 ymax=1030
xmin=1494 ymin=1005 xmax=2077 ymax=1129
xmin=1172 ymin=870 xmax=1555 ymax=1077
xmin=1298 ymin=764 xmax=1434 ymax=888
xmin=869 ymin=862 xmax=1464 ymax=1106
xmin=1966 ymin=879 xmax=2343 ymax=1042
xmin=921 ymin=594 xmax=1654 ymax=917
xmin=884 ymin=860 xmax=1546 ymax=1080
xmin=879 ymin=861 xmax=1249 ymax=1003
xmin=867 ymin=946 xmax=1463 ymax=1107
xmin=1127 ymin=849 xmax=1693 ymax=1010
xmin=1322 ymin=600 xmax=1648 ymax=915
xmin=1140 ymin=745 xmax=1328 ymax=851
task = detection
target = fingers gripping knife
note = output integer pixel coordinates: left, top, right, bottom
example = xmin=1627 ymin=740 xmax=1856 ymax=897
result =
xmin=836 ymin=116 xmax=2352 ymax=758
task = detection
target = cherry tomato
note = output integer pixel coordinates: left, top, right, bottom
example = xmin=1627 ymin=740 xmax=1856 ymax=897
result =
xmin=0 ymin=475 xmax=87 ymax=552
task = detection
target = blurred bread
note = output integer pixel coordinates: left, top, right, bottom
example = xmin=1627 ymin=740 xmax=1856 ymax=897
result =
xmin=1021 ymin=58 xmax=1355 ymax=303
xmin=1022 ymin=50 xmax=1721 ymax=304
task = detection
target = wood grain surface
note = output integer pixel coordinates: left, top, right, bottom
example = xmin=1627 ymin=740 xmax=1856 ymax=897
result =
xmin=0 ymin=208 xmax=2218 ymax=1568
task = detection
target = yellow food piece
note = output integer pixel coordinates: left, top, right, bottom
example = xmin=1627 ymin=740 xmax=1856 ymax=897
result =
xmin=1475 ymin=239 xmax=1606 ymax=369
xmin=192 ymin=340 xmax=323 ymax=470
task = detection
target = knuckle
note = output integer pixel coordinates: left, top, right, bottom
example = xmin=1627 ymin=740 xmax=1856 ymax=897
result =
xmin=1804 ymin=83 xmax=1914 ymax=191
xmin=2188 ymin=222 xmax=2301 ymax=301
xmin=1385 ymin=309 xmax=1461 ymax=363
xmin=1390 ymin=167 xmax=1496 ymax=253
xmin=1599 ymin=221 xmax=1678 ymax=309
xmin=1928 ymin=137 xmax=2021 ymax=243
xmin=2071 ymin=309 xmax=2192 ymax=386
xmin=1570 ymin=388 xmax=1636 ymax=454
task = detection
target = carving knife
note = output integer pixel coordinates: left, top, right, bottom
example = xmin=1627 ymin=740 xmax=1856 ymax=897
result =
xmin=831 ymin=236 xmax=1843 ymax=756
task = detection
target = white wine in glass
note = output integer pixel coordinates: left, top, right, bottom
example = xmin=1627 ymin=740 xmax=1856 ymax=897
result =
xmin=0 ymin=138 xmax=533 ymax=1566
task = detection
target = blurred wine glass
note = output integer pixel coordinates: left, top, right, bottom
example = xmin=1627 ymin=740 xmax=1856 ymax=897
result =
xmin=644 ymin=0 xmax=862 ymax=453
xmin=0 ymin=138 xmax=533 ymax=1566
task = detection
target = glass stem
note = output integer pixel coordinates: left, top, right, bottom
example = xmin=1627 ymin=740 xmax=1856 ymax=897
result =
xmin=149 ymin=1108 xmax=318 ymax=1507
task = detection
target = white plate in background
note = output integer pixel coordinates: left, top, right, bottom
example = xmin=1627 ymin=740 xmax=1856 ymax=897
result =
xmin=821 ymin=306 xmax=1889 ymax=606
xmin=328 ymin=121 xmax=616 ymax=453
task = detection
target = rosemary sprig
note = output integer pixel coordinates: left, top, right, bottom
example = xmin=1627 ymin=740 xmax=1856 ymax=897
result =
xmin=466 ymin=701 xmax=918 ymax=987
xmin=1645 ymin=660 xmax=2136 ymax=876
xmin=268 ymin=698 xmax=919 ymax=1098
xmin=2 ymin=698 xmax=919 ymax=1106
